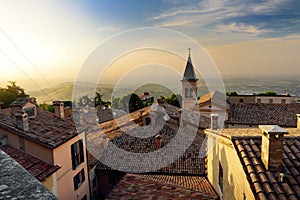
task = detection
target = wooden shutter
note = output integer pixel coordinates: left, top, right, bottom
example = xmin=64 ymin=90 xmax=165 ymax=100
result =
xmin=79 ymin=139 xmax=84 ymax=163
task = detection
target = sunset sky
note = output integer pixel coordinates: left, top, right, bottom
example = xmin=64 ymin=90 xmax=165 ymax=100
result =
xmin=0 ymin=0 xmax=299 ymax=91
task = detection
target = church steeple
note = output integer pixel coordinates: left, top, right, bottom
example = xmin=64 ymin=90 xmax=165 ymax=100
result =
xmin=182 ymin=48 xmax=198 ymax=81
xmin=181 ymin=48 xmax=198 ymax=110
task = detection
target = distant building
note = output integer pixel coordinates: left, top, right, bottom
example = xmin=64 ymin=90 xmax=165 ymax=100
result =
xmin=198 ymin=90 xmax=228 ymax=128
xmin=139 ymin=92 xmax=154 ymax=103
xmin=0 ymin=98 xmax=90 ymax=200
xmin=181 ymin=49 xmax=198 ymax=110
xmin=205 ymin=125 xmax=300 ymax=200
xmin=227 ymin=93 xmax=294 ymax=104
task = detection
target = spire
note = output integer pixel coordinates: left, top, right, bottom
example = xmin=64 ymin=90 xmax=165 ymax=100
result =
xmin=182 ymin=48 xmax=198 ymax=81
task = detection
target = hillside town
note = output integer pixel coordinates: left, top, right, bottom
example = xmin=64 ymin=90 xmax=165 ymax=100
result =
xmin=1 ymin=51 xmax=300 ymax=200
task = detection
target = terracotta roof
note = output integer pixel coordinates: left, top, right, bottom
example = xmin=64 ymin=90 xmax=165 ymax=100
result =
xmin=226 ymin=103 xmax=300 ymax=127
xmin=232 ymin=135 xmax=300 ymax=200
xmin=0 ymin=145 xmax=60 ymax=181
xmin=198 ymin=90 xmax=227 ymax=108
xmin=106 ymin=173 xmax=218 ymax=200
xmin=10 ymin=97 xmax=35 ymax=107
xmin=96 ymin=123 xmax=207 ymax=175
xmin=97 ymin=108 xmax=125 ymax=124
xmin=0 ymin=107 xmax=83 ymax=148
xmin=88 ymin=106 xmax=209 ymax=174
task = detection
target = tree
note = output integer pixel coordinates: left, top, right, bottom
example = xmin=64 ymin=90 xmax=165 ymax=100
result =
xmin=78 ymin=95 xmax=94 ymax=107
xmin=226 ymin=91 xmax=238 ymax=96
xmin=0 ymin=81 xmax=29 ymax=108
xmin=120 ymin=93 xmax=144 ymax=113
xmin=39 ymin=103 xmax=54 ymax=113
xmin=165 ymin=93 xmax=182 ymax=108
xmin=257 ymin=91 xmax=277 ymax=96
xmin=95 ymin=92 xmax=103 ymax=107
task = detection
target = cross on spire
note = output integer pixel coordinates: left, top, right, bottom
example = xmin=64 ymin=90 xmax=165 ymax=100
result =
xmin=188 ymin=48 xmax=191 ymax=56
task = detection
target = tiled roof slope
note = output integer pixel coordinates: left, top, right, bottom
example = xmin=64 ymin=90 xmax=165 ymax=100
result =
xmin=232 ymin=136 xmax=300 ymax=200
xmin=10 ymin=97 xmax=36 ymax=107
xmin=0 ymin=149 xmax=58 ymax=200
xmin=0 ymin=145 xmax=60 ymax=181
xmin=0 ymin=107 xmax=81 ymax=148
xmin=106 ymin=174 xmax=218 ymax=200
xmin=227 ymin=103 xmax=300 ymax=127
xmin=97 ymin=108 xmax=126 ymax=124
xmin=198 ymin=90 xmax=227 ymax=107
xmin=96 ymin=123 xmax=207 ymax=175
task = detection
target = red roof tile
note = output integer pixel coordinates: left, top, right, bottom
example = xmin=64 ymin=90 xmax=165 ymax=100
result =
xmin=232 ymin=136 xmax=300 ymax=200
xmin=106 ymin=174 xmax=218 ymax=200
xmin=227 ymin=103 xmax=300 ymax=127
xmin=0 ymin=107 xmax=83 ymax=148
xmin=0 ymin=145 xmax=60 ymax=181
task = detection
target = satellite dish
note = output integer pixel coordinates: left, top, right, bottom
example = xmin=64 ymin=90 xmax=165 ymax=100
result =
xmin=163 ymin=114 xmax=170 ymax=121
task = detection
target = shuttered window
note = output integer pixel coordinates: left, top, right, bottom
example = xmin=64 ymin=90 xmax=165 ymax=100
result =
xmin=73 ymin=169 xmax=85 ymax=190
xmin=71 ymin=139 xmax=84 ymax=170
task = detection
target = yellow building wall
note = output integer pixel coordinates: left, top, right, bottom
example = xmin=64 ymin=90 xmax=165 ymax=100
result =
xmin=0 ymin=129 xmax=19 ymax=148
xmin=42 ymin=175 xmax=56 ymax=196
xmin=206 ymin=131 xmax=255 ymax=200
xmin=53 ymin=132 xmax=90 ymax=200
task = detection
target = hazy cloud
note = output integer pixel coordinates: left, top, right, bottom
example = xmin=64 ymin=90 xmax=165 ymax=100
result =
xmin=151 ymin=0 xmax=289 ymax=28
xmin=213 ymin=23 xmax=269 ymax=35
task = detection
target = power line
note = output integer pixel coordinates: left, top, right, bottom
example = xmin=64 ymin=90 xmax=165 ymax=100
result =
xmin=0 ymin=47 xmax=52 ymax=100
xmin=0 ymin=27 xmax=64 ymax=101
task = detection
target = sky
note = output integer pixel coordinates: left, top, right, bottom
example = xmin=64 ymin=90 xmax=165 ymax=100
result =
xmin=0 ymin=0 xmax=299 ymax=91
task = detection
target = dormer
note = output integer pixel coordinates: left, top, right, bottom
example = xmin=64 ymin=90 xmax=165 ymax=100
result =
xmin=10 ymin=97 xmax=37 ymax=118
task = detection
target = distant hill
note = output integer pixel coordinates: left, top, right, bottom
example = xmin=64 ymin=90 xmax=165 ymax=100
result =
xmin=28 ymin=77 xmax=300 ymax=104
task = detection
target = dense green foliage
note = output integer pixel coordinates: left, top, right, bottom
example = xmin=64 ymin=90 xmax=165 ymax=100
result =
xmin=165 ymin=93 xmax=182 ymax=108
xmin=257 ymin=91 xmax=277 ymax=96
xmin=226 ymin=91 xmax=238 ymax=96
xmin=120 ymin=93 xmax=144 ymax=113
xmin=78 ymin=92 xmax=111 ymax=107
xmin=0 ymin=81 xmax=29 ymax=108
xmin=39 ymin=103 xmax=55 ymax=112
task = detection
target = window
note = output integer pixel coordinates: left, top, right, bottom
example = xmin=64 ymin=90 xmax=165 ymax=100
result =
xmin=239 ymin=99 xmax=244 ymax=103
xmin=81 ymin=195 xmax=87 ymax=200
xmin=19 ymin=136 xmax=25 ymax=151
xmin=71 ymin=140 xmax=84 ymax=170
xmin=24 ymin=107 xmax=35 ymax=117
xmin=190 ymin=88 xmax=193 ymax=98
xmin=269 ymin=99 xmax=273 ymax=103
xmin=185 ymin=88 xmax=189 ymax=98
xmin=281 ymin=99 xmax=286 ymax=104
xmin=257 ymin=99 xmax=261 ymax=103
xmin=219 ymin=162 xmax=223 ymax=193
xmin=73 ymin=169 xmax=85 ymax=190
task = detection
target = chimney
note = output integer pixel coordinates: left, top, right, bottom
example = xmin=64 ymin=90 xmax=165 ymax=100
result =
xmin=53 ymin=101 xmax=64 ymax=119
xmin=157 ymin=98 xmax=165 ymax=110
xmin=73 ymin=108 xmax=82 ymax=125
xmin=297 ymin=114 xmax=300 ymax=129
xmin=210 ymin=114 xmax=219 ymax=130
xmin=178 ymin=109 xmax=182 ymax=126
xmin=155 ymin=134 xmax=162 ymax=148
xmin=15 ymin=110 xmax=29 ymax=132
xmin=259 ymin=125 xmax=288 ymax=172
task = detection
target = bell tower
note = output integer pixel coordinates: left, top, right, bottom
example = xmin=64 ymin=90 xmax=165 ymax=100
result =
xmin=181 ymin=48 xmax=198 ymax=110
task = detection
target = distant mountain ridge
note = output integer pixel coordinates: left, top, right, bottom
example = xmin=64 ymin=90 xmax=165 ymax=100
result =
xmin=28 ymin=78 xmax=300 ymax=104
